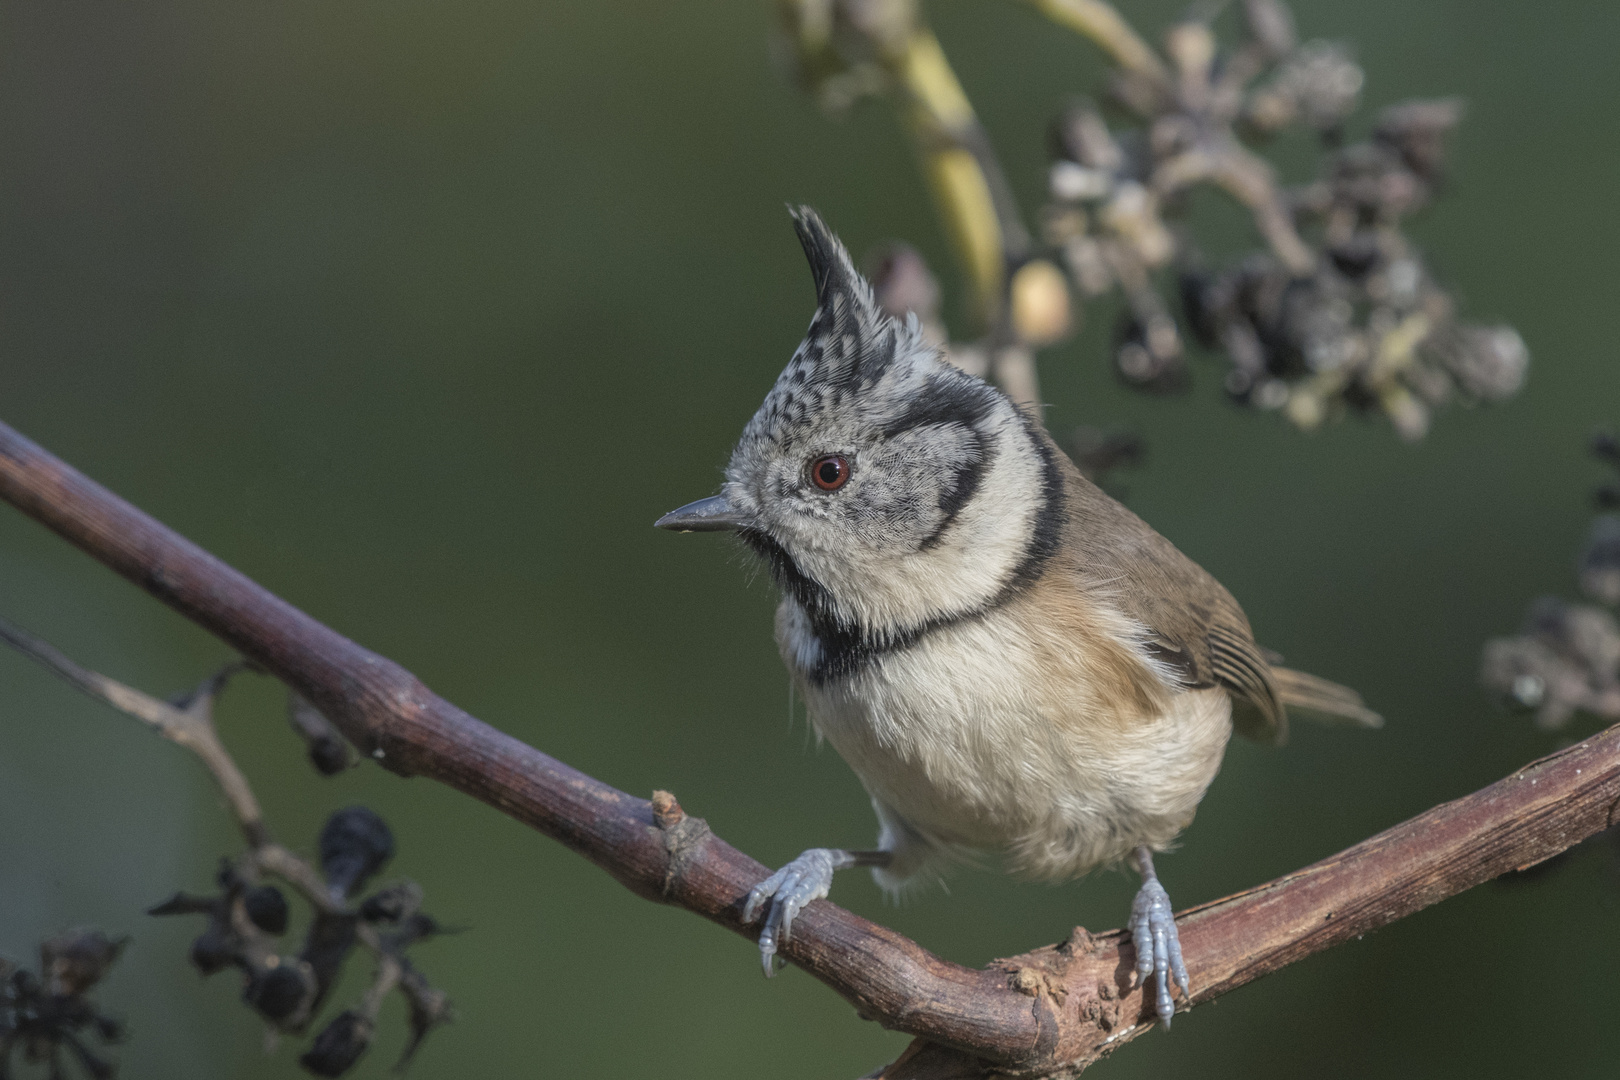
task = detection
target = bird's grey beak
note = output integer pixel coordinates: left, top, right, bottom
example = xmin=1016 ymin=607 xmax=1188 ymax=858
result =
xmin=654 ymin=494 xmax=754 ymax=533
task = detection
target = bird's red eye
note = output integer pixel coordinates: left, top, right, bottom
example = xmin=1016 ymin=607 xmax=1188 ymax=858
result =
xmin=810 ymin=454 xmax=851 ymax=491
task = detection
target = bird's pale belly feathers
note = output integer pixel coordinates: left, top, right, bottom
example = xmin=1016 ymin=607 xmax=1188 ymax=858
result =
xmin=777 ymin=590 xmax=1233 ymax=887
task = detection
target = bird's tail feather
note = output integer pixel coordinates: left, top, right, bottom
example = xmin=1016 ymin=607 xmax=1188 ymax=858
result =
xmin=1272 ymin=667 xmax=1383 ymax=729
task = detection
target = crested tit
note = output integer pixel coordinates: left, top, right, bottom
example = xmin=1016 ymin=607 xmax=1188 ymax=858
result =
xmin=658 ymin=207 xmax=1378 ymax=1027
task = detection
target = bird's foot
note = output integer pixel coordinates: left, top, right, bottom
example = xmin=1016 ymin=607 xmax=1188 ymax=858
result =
xmin=742 ymin=848 xmax=855 ymax=977
xmin=1128 ymin=849 xmax=1190 ymax=1030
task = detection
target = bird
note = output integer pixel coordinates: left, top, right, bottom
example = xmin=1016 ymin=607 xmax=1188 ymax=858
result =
xmin=656 ymin=206 xmax=1379 ymax=1028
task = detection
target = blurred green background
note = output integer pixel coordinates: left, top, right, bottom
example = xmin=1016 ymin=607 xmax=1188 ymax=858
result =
xmin=2 ymin=0 xmax=1617 ymax=1076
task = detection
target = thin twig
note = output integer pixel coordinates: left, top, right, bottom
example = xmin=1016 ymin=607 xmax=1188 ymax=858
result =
xmin=256 ymin=843 xmax=346 ymax=917
xmin=357 ymin=950 xmax=403 ymax=1019
xmin=0 ymin=614 xmax=269 ymax=848
xmin=0 ymin=612 xmax=365 ymax=920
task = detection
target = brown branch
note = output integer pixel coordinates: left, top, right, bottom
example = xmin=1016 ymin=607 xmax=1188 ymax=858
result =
xmin=2 ymin=415 xmax=1617 ymax=1077
xmin=881 ymin=725 xmax=1620 ymax=1074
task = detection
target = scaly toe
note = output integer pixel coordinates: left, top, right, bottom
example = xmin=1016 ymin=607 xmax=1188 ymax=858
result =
xmin=1129 ymin=876 xmax=1189 ymax=1029
xmin=744 ymin=849 xmax=845 ymax=978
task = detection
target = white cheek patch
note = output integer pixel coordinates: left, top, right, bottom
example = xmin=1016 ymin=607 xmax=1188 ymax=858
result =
xmin=850 ymin=423 xmax=981 ymax=542
xmin=791 ymin=400 xmax=1045 ymax=639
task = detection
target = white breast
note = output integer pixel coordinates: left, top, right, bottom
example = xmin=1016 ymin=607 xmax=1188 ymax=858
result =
xmin=777 ymin=594 xmax=1233 ymax=885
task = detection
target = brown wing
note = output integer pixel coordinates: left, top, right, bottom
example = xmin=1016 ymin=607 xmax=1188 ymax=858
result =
xmin=1051 ymin=443 xmax=1287 ymax=744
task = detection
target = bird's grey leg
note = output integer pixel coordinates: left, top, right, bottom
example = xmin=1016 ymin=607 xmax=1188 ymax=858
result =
xmin=743 ymin=848 xmax=891 ymax=977
xmin=1128 ymin=845 xmax=1190 ymax=1029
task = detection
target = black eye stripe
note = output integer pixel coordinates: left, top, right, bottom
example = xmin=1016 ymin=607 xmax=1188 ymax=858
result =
xmin=918 ymin=433 xmax=991 ymax=551
xmin=879 ymin=373 xmax=999 ymax=441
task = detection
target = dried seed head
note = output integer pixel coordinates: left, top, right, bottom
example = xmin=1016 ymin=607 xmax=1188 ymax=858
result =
xmin=242 ymin=884 xmax=290 ymax=936
xmin=1375 ymin=98 xmax=1464 ymax=183
xmin=1581 ymin=515 xmax=1620 ymax=606
xmin=243 ymin=960 xmax=315 ymax=1025
xmin=1424 ymin=324 xmax=1528 ymax=402
xmin=40 ymin=929 xmax=126 ymax=998
xmin=1272 ymin=41 xmax=1363 ymax=132
xmin=318 ymin=807 xmax=396 ymax=900
xmin=300 ymin=1009 xmax=374 ymax=1078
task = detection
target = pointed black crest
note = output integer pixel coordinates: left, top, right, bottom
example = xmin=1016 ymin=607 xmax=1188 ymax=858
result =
xmin=787 ymin=205 xmax=897 ymax=387
xmin=790 ymin=205 xmax=872 ymax=314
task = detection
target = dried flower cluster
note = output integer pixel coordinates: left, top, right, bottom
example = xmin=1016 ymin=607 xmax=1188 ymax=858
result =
xmin=1041 ymin=2 xmax=1525 ymax=438
xmin=0 ymin=617 xmax=454 ymax=1079
xmin=150 ymin=807 xmax=451 ymax=1077
xmin=0 ymin=929 xmax=126 ymax=1080
xmin=778 ymin=0 xmax=1525 ymax=439
xmin=1481 ymin=436 xmax=1620 ymax=729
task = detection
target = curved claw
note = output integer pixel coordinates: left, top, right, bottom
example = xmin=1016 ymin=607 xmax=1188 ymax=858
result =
xmin=1129 ymin=875 xmax=1189 ymax=1029
xmin=743 ymin=848 xmax=852 ymax=977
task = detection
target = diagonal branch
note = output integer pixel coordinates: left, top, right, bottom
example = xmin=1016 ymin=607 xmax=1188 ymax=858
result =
xmin=2 ymin=414 xmax=1617 ymax=1077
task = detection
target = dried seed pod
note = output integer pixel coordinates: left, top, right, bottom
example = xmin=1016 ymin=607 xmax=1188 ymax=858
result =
xmin=243 ymin=884 xmax=290 ymax=936
xmin=0 ymin=937 xmax=126 ymax=1079
xmin=359 ymin=881 xmax=425 ymax=925
xmin=1576 ymin=514 xmax=1620 ymax=610
xmin=1270 ymin=41 xmax=1363 ymax=132
xmin=1422 ymin=323 xmax=1528 ymax=402
xmin=1009 ymin=259 xmax=1073 ymax=346
xmin=300 ymin=1009 xmax=374 ymax=1077
xmin=1375 ymin=98 xmax=1464 ymax=183
xmin=40 ymin=929 xmax=126 ymax=998
xmin=298 ymin=912 xmax=361 ymax=1011
xmin=1050 ymin=100 xmax=1124 ymax=172
xmin=318 ymin=807 xmax=395 ymax=900
xmin=288 ymin=692 xmax=353 ymax=776
xmin=397 ymin=964 xmax=454 ymax=1069
xmin=188 ymin=920 xmax=241 ymax=976
xmin=1114 ymin=315 xmax=1186 ymax=393
xmin=1480 ymin=633 xmax=1584 ymax=730
xmin=865 ymin=242 xmax=940 ymax=325
xmin=243 ymin=960 xmax=315 ymax=1025
xmin=1484 ymin=597 xmax=1620 ymax=730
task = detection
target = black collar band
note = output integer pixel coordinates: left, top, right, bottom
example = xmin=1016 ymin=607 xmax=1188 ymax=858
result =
xmin=743 ymin=413 xmax=1066 ymax=684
